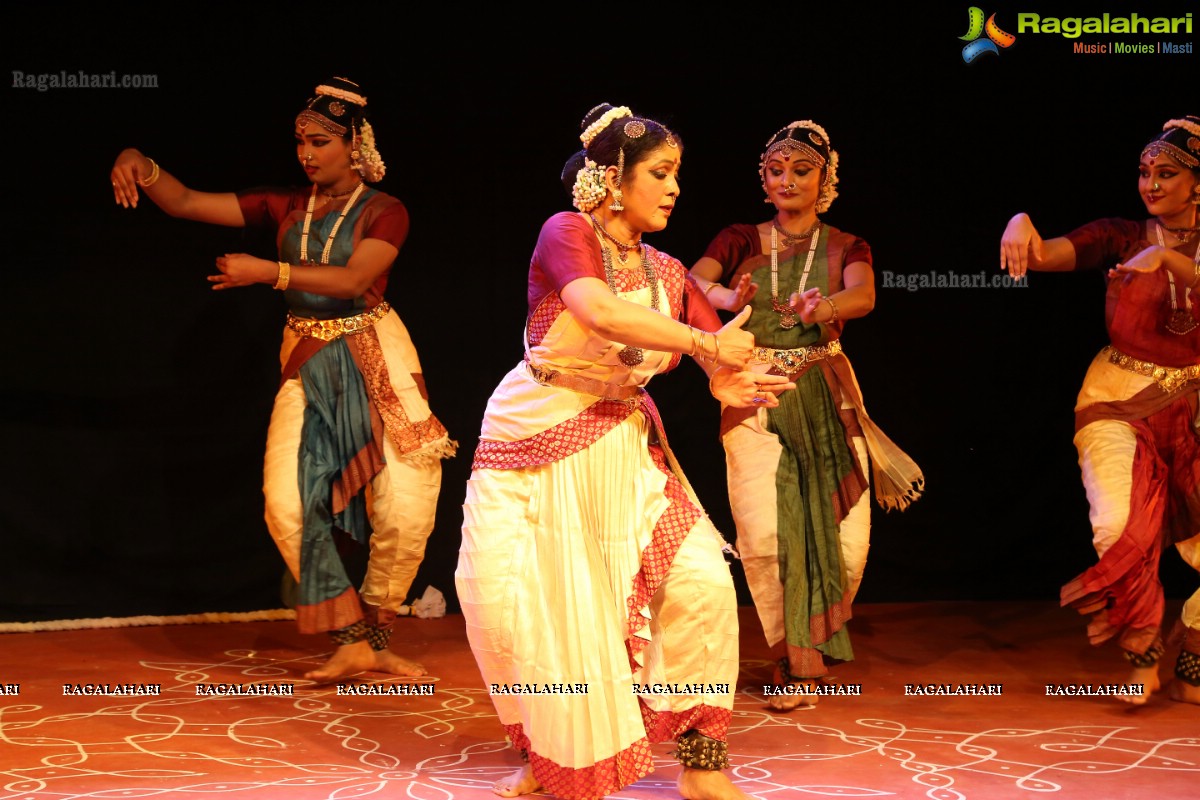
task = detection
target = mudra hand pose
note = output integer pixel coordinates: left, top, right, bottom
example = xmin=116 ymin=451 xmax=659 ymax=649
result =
xmin=455 ymin=103 xmax=790 ymax=800
xmin=1000 ymin=115 xmax=1200 ymax=706
xmin=110 ymin=77 xmax=456 ymax=684
xmin=690 ymin=120 xmax=924 ymax=712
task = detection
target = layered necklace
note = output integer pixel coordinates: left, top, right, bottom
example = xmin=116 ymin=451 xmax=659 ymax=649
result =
xmin=1156 ymin=223 xmax=1199 ymax=336
xmin=770 ymin=222 xmax=821 ymax=329
xmin=591 ymin=217 xmax=660 ymax=367
xmin=300 ymin=182 xmax=367 ymax=264
xmin=590 ymin=213 xmax=642 ymax=264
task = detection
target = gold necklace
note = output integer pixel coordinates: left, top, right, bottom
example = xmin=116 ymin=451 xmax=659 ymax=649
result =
xmin=592 ymin=220 xmax=659 ymax=367
xmin=300 ymin=182 xmax=367 ymax=264
xmin=590 ymin=213 xmax=642 ymax=264
xmin=771 ymin=215 xmax=820 ymax=245
xmin=1156 ymin=224 xmax=1199 ymax=335
xmin=770 ymin=223 xmax=821 ymax=329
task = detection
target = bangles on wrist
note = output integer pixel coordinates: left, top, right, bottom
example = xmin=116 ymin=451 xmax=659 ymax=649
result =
xmin=274 ymin=261 xmax=291 ymax=291
xmin=137 ymin=158 xmax=160 ymax=188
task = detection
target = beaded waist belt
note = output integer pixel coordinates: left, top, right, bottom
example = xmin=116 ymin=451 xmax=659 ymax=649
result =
xmin=287 ymin=302 xmax=391 ymax=342
xmin=752 ymin=339 xmax=843 ymax=374
xmin=1103 ymin=346 xmax=1200 ymax=395
xmin=526 ymin=361 xmax=643 ymax=402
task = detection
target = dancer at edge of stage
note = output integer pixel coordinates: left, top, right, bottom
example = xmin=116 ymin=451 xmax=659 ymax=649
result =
xmin=110 ymin=77 xmax=456 ymax=685
xmin=690 ymin=120 xmax=924 ymax=712
xmin=1000 ymin=115 xmax=1200 ymax=706
xmin=456 ymin=102 xmax=792 ymax=800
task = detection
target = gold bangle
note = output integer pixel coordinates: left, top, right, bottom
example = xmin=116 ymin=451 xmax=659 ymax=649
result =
xmin=137 ymin=158 xmax=160 ymax=188
xmin=825 ymin=295 xmax=840 ymax=323
xmin=688 ymin=326 xmax=701 ymax=357
xmin=703 ymin=281 xmax=720 ymax=296
xmin=707 ymin=365 xmax=727 ymax=397
xmin=274 ymin=261 xmax=291 ymax=291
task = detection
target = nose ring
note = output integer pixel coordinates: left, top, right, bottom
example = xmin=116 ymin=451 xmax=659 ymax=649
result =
xmin=785 ymin=182 xmax=796 ymax=191
xmin=305 ymin=153 xmax=314 ymax=163
xmin=1152 ymin=181 xmax=1160 ymax=191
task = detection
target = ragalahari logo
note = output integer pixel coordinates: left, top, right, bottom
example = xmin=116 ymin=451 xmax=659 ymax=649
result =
xmin=960 ymin=7 xmax=1017 ymax=62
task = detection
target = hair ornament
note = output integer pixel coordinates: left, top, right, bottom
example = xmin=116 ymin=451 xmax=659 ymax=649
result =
xmin=353 ymin=120 xmax=387 ymax=182
xmin=316 ymin=82 xmax=367 ymax=107
xmin=624 ymin=120 xmax=647 ymax=139
xmin=759 ymin=119 xmax=840 ymax=213
xmin=1142 ymin=115 xmax=1200 ymax=169
xmin=572 ymin=158 xmax=608 ymax=212
xmin=581 ymin=106 xmax=632 ymax=148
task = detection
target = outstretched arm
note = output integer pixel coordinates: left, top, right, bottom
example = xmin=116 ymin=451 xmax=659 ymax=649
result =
xmin=1000 ymin=213 xmax=1077 ymax=277
xmin=111 ymin=148 xmax=244 ymax=227
xmin=209 ymin=238 xmax=399 ymax=299
xmin=690 ymin=256 xmax=758 ymax=312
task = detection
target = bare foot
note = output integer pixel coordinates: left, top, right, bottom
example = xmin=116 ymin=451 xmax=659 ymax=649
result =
xmin=493 ymin=764 xmax=541 ymax=797
xmin=304 ymin=640 xmax=376 ymax=684
xmin=765 ymin=679 xmax=820 ymax=712
xmin=1168 ymin=679 xmax=1200 ymax=704
xmin=373 ymin=648 xmax=428 ymax=678
xmin=1117 ymin=664 xmax=1161 ymax=706
xmin=678 ymin=768 xmax=751 ymax=799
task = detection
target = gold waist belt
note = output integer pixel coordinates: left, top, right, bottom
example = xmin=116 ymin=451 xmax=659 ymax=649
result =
xmin=752 ymin=339 xmax=843 ymax=374
xmin=1104 ymin=346 xmax=1200 ymax=395
xmin=287 ymin=302 xmax=391 ymax=342
xmin=527 ymin=361 xmax=643 ymax=403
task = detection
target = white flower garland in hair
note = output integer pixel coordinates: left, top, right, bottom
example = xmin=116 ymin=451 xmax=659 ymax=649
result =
xmin=817 ymin=148 xmax=840 ymax=213
xmin=581 ymin=106 xmax=632 ymax=148
xmin=758 ymin=119 xmax=842 ymax=212
xmin=1164 ymin=117 xmax=1200 ymax=137
xmin=355 ymin=120 xmax=386 ymax=182
xmin=317 ymin=83 xmax=368 ymax=106
xmin=572 ymin=159 xmax=608 ymax=212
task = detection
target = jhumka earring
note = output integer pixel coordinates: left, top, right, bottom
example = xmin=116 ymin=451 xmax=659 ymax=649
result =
xmin=608 ymin=149 xmax=625 ymax=212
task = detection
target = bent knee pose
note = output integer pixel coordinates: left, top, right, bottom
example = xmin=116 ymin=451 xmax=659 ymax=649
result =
xmin=111 ymin=77 xmax=455 ymax=684
xmin=691 ymin=120 xmax=924 ymax=711
xmin=456 ymin=103 xmax=793 ymax=800
xmin=1000 ymin=115 xmax=1200 ymax=705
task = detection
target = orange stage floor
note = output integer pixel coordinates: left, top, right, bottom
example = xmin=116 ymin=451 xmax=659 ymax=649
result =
xmin=1 ymin=602 xmax=1196 ymax=800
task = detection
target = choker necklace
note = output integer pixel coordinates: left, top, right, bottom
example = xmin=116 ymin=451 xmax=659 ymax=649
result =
xmin=772 ymin=216 xmax=820 ymax=245
xmin=1155 ymin=223 xmax=1199 ymax=336
xmin=1163 ymin=224 xmax=1199 ymax=245
xmin=591 ymin=218 xmax=659 ymax=367
xmin=300 ymin=182 xmax=367 ymax=264
xmin=322 ymin=181 xmax=363 ymax=199
xmin=770 ymin=223 xmax=821 ymax=329
xmin=589 ymin=213 xmax=642 ymax=264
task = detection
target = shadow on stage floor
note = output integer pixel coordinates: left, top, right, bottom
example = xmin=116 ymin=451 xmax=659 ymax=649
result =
xmin=1 ymin=602 xmax=1196 ymax=799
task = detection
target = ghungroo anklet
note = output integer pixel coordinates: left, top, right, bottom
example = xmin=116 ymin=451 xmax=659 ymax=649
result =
xmin=674 ymin=729 xmax=730 ymax=771
xmin=365 ymin=624 xmax=392 ymax=652
xmin=1175 ymin=649 xmax=1200 ymax=686
xmin=328 ymin=620 xmax=369 ymax=646
xmin=1123 ymin=639 xmax=1165 ymax=668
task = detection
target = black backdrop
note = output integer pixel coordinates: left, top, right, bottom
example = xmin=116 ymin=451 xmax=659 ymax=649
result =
xmin=2 ymin=3 xmax=1196 ymax=622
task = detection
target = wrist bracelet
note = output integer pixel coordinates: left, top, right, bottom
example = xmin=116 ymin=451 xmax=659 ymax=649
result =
xmin=274 ymin=261 xmax=291 ymax=291
xmin=137 ymin=158 xmax=161 ymax=188
xmin=825 ymin=295 xmax=840 ymax=323
xmin=703 ymin=282 xmax=719 ymax=297
xmin=707 ymin=365 xmax=727 ymax=397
